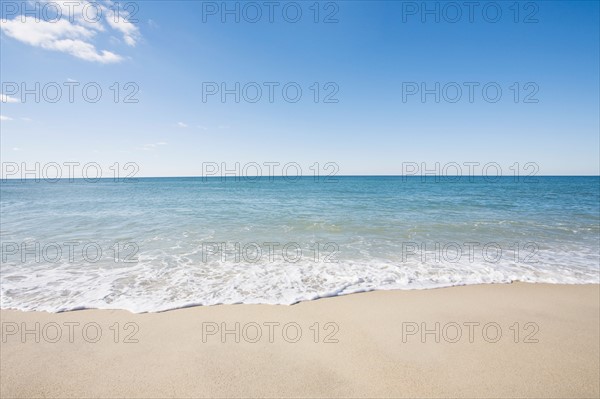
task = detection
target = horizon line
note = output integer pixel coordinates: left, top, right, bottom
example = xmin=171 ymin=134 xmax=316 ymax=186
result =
xmin=2 ymin=174 xmax=600 ymax=181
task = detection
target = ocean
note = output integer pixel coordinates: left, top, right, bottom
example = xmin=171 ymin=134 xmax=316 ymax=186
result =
xmin=1 ymin=176 xmax=598 ymax=312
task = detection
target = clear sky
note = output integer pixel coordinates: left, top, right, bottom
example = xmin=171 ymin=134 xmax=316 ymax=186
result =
xmin=1 ymin=0 xmax=599 ymax=177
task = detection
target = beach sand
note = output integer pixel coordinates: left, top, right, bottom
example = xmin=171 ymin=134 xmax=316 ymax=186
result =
xmin=1 ymin=283 xmax=598 ymax=398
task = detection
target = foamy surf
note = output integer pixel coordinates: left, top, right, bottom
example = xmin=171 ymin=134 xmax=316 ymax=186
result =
xmin=1 ymin=177 xmax=599 ymax=313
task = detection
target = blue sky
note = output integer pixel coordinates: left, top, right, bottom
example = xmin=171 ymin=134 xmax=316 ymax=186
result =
xmin=1 ymin=0 xmax=599 ymax=176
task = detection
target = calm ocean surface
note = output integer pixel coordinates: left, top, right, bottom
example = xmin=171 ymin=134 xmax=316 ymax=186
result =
xmin=1 ymin=176 xmax=599 ymax=312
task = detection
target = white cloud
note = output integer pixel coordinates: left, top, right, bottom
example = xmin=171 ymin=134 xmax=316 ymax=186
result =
xmin=1 ymin=94 xmax=19 ymax=103
xmin=37 ymin=1 xmax=106 ymax=32
xmin=104 ymin=7 xmax=141 ymax=46
xmin=138 ymin=142 xmax=167 ymax=151
xmin=197 ymin=125 xmax=208 ymax=130
xmin=12 ymin=147 xmax=21 ymax=151
xmin=52 ymin=38 xmax=122 ymax=63
xmin=0 ymin=115 xmax=13 ymax=121
xmin=0 ymin=1 xmax=141 ymax=63
xmin=177 ymin=122 xmax=188 ymax=128
xmin=1 ymin=18 xmax=122 ymax=63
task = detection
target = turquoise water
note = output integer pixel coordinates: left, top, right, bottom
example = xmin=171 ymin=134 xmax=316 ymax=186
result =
xmin=1 ymin=176 xmax=599 ymax=312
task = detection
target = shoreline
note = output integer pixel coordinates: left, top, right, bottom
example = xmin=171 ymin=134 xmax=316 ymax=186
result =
xmin=2 ymin=282 xmax=599 ymax=398
xmin=2 ymin=281 xmax=599 ymax=314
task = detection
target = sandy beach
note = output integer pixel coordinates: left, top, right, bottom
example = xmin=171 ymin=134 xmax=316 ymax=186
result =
xmin=1 ymin=283 xmax=598 ymax=398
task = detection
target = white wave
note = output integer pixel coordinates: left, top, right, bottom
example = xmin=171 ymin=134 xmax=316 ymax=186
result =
xmin=2 ymin=251 xmax=598 ymax=313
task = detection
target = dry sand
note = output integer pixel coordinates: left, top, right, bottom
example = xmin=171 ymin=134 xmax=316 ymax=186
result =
xmin=1 ymin=283 xmax=599 ymax=398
